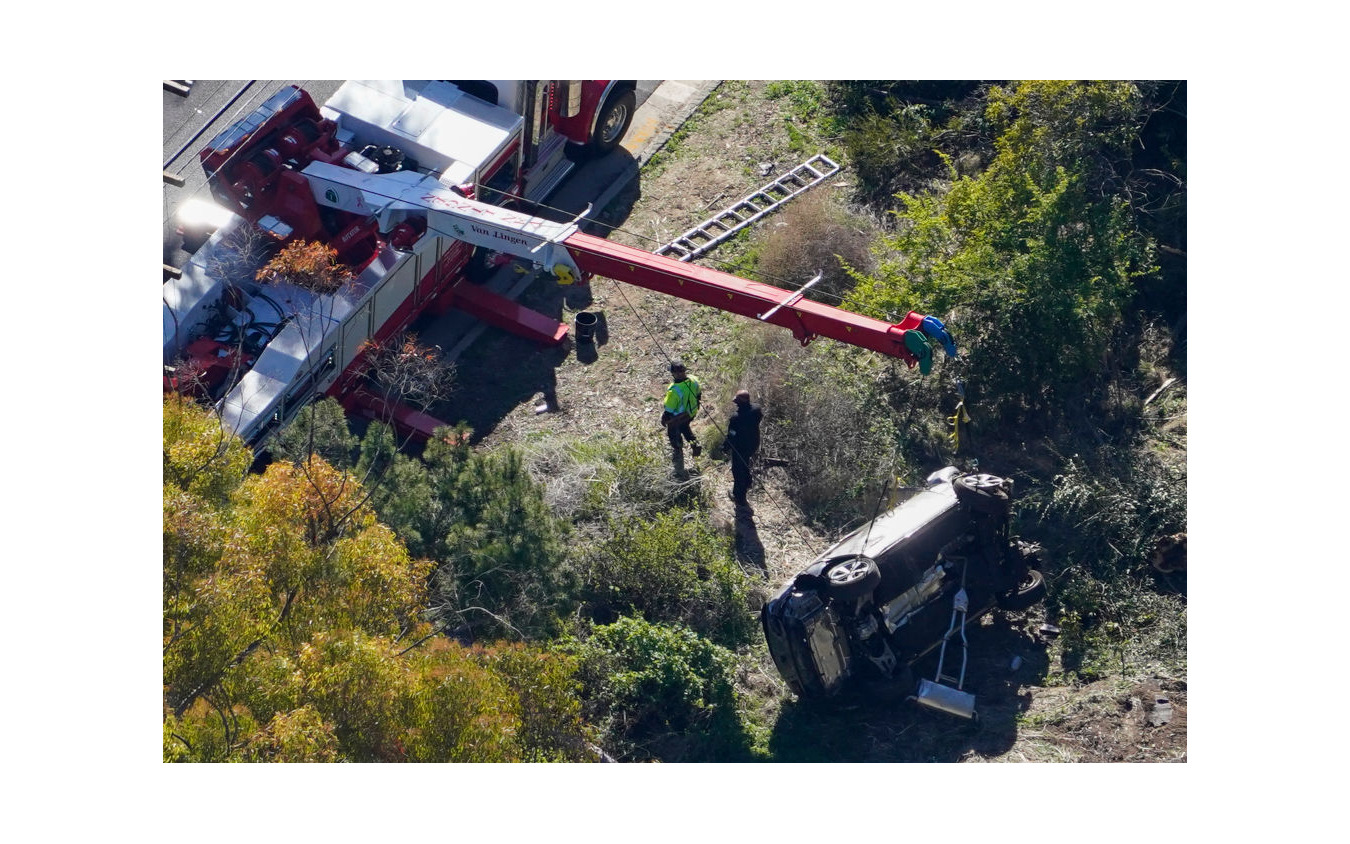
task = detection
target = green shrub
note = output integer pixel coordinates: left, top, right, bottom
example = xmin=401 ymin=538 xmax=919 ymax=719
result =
xmin=1025 ymin=446 xmax=1187 ymax=680
xmin=839 ymin=102 xmax=939 ymax=206
xmin=561 ymin=616 xmax=749 ymax=761
xmin=578 ymin=509 xmax=755 ymax=648
xmin=358 ymin=423 xmax=572 ymax=640
xmin=845 ymin=81 xmax=1156 ymax=424
xmin=270 ymin=397 xmax=358 ymax=470
xmin=1038 ymin=451 xmax=1186 ymax=581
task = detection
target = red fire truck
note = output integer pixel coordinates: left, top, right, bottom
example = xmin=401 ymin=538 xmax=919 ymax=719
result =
xmin=163 ymin=80 xmax=953 ymax=448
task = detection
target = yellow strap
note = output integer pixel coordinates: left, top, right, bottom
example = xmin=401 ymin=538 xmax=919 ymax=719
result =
xmin=947 ymin=400 xmax=970 ymax=451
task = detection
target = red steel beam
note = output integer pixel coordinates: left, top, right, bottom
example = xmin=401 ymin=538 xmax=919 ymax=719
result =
xmin=450 ymin=281 xmax=570 ymax=345
xmin=345 ymin=389 xmax=451 ymax=443
xmin=564 ymin=231 xmax=924 ymax=366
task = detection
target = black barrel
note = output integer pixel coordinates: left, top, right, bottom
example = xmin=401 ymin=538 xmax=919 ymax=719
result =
xmin=574 ymin=311 xmax=598 ymax=343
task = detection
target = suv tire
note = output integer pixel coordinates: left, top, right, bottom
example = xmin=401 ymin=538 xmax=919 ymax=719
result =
xmin=954 ymin=473 xmax=1011 ymax=515
xmin=825 ymin=555 xmax=881 ymax=601
xmin=995 ymin=568 xmax=1046 ymax=612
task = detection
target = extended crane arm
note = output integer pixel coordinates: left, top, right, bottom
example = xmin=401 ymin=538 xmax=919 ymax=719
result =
xmin=302 ymin=161 xmax=586 ymax=283
xmin=564 ymin=231 xmax=929 ymax=366
xmin=302 ymin=163 xmax=952 ymax=368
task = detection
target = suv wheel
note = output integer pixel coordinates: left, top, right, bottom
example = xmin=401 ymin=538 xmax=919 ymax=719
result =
xmin=996 ymin=568 xmax=1046 ymax=612
xmin=954 ymin=473 xmax=1012 ymax=515
xmin=825 ymin=555 xmax=881 ymax=601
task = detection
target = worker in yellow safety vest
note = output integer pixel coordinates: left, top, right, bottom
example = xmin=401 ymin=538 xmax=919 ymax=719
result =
xmin=660 ymin=360 xmax=702 ymax=474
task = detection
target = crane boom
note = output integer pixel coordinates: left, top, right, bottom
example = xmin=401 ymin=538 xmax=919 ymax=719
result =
xmin=304 ymin=161 xmax=945 ymax=369
xmin=562 ymin=231 xmax=928 ymax=365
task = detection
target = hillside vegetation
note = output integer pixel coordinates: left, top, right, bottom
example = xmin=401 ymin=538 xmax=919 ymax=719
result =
xmin=162 ymin=80 xmax=1186 ymax=762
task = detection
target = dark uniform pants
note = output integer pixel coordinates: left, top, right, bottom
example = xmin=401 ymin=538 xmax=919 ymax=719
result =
xmin=731 ymin=456 xmax=752 ymax=503
xmin=668 ymin=421 xmax=696 ymax=450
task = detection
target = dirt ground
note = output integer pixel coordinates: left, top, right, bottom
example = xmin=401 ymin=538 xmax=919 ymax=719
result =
xmin=443 ymin=81 xmax=838 ymax=587
xmin=439 ymin=81 xmax=1186 ymax=762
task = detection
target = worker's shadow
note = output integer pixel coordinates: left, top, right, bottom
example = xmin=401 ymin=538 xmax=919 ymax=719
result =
xmin=733 ymin=506 xmax=767 ymax=575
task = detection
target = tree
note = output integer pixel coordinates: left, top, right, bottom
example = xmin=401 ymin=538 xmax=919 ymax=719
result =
xmin=270 ymin=397 xmax=358 ymax=470
xmin=845 ymin=81 xmax=1156 ymax=422
xmin=164 ymin=398 xmax=595 ymax=761
xmin=163 ymin=449 xmax=431 ymax=719
xmin=358 ymin=424 xmax=572 ymax=641
xmin=255 ymin=239 xmax=352 ymax=295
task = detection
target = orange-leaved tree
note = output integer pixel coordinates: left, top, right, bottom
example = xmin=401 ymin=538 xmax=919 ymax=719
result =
xmin=255 ymin=239 xmax=352 ymax=295
xmin=163 ymin=396 xmax=593 ymax=762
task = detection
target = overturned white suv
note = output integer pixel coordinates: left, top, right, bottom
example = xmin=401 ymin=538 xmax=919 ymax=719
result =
xmin=761 ymin=467 xmax=1045 ymax=718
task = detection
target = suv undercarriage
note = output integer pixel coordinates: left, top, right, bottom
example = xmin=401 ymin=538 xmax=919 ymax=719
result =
xmin=761 ymin=467 xmax=1045 ymax=717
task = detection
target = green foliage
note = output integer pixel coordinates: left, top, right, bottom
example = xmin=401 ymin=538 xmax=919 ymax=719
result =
xmin=1040 ymin=450 xmax=1186 ymax=579
xmin=163 ymin=453 xmax=433 ymax=717
xmin=765 ymin=80 xmax=828 ymax=122
xmin=270 ymin=397 xmax=358 ymax=469
xmin=765 ymin=80 xmax=835 ymax=155
xmin=1024 ymin=447 xmax=1187 ymax=680
xmin=169 ymin=630 xmax=594 ymax=762
xmin=839 ymin=102 xmax=940 ymax=206
xmin=359 ymin=422 xmax=571 ymax=640
xmin=164 ymin=399 xmax=593 ymax=762
xmin=163 ymin=394 xmax=252 ymax=503
xmin=845 ymin=81 xmax=1156 ymax=422
xmin=243 ymin=705 xmax=341 ymax=762
xmin=578 ymin=509 xmax=755 ymax=647
xmin=561 ymin=616 xmax=749 ymax=761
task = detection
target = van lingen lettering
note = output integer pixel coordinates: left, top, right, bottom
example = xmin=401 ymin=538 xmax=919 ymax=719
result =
xmin=470 ymin=224 xmax=529 ymax=247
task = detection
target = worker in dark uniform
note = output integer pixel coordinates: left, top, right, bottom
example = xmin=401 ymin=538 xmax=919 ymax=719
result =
xmin=721 ymin=389 xmax=762 ymax=507
xmin=660 ymin=360 xmax=702 ymax=475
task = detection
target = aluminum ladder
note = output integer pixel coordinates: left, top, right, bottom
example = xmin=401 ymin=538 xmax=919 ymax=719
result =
xmin=656 ymin=153 xmax=841 ymax=262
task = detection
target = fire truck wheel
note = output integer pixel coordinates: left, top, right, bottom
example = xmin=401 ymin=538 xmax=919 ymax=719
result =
xmin=591 ymin=88 xmax=636 ymax=154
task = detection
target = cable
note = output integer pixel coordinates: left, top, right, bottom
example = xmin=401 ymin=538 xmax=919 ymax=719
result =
xmin=601 ymin=275 xmax=821 ymax=559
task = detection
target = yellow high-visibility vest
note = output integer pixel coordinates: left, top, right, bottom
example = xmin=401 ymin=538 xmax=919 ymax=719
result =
xmin=664 ymin=377 xmax=701 ymax=416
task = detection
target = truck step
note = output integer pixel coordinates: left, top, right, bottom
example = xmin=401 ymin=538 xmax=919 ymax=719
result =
xmin=656 ymin=153 xmax=841 ymax=262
